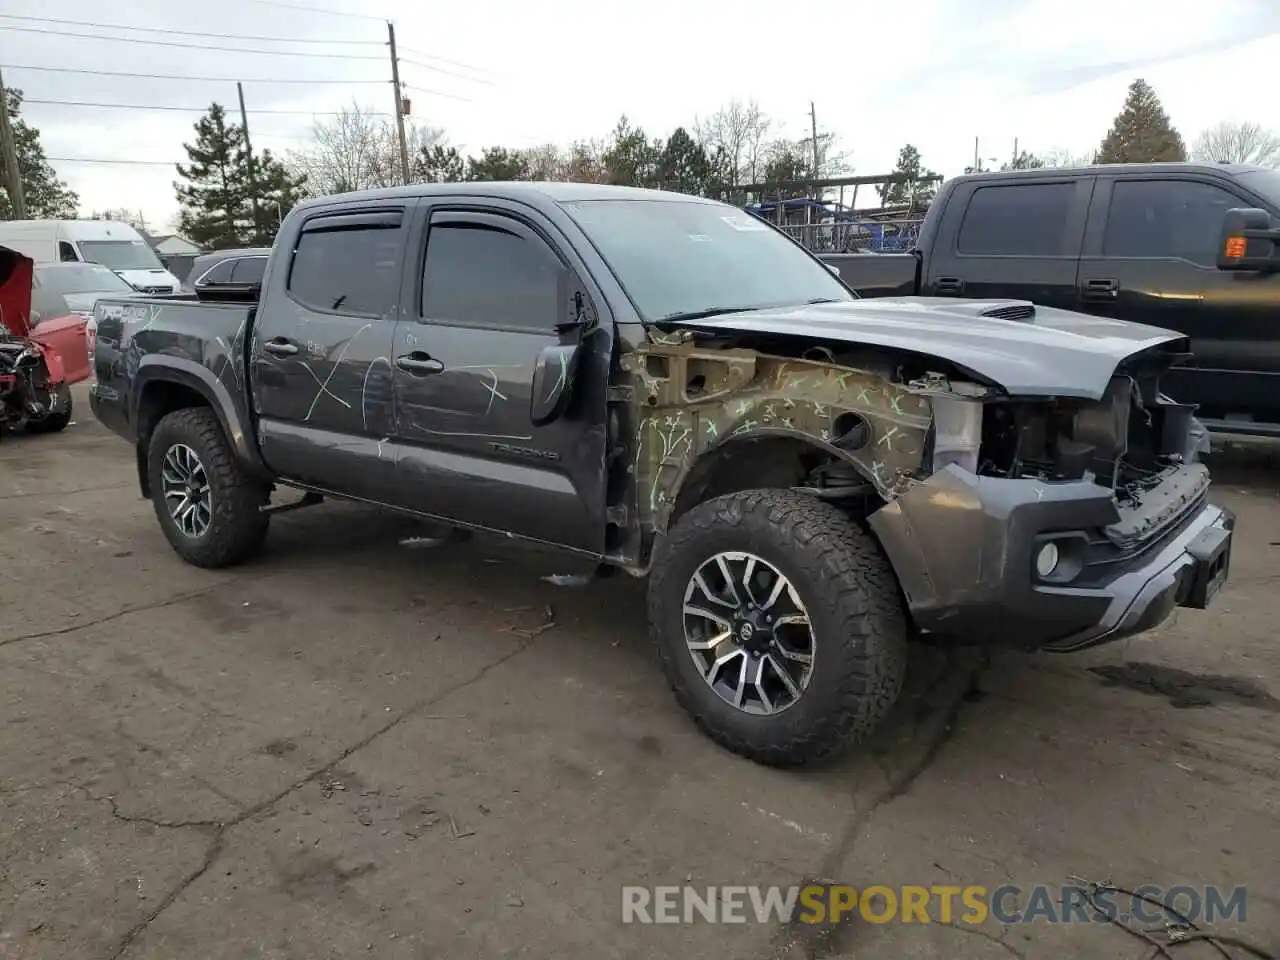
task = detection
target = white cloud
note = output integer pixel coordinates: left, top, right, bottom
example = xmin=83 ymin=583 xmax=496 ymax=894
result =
xmin=5 ymin=0 xmax=1279 ymax=232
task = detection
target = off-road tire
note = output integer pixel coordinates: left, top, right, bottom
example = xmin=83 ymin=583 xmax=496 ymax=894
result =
xmin=147 ymin=407 xmax=269 ymax=568
xmin=23 ymin=384 xmax=72 ymax=434
xmin=649 ymin=489 xmax=908 ymax=767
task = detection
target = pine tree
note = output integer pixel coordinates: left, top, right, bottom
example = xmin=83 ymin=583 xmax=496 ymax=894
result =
xmin=174 ymin=103 xmax=252 ymax=249
xmin=1097 ymin=79 xmax=1187 ymax=164
xmin=0 ymin=88 xmax=79 ymax=218
xmin=249 ymin=148 xmax=306 ymax=244
xmin=878 ymin=144 xmax=940 ymax=208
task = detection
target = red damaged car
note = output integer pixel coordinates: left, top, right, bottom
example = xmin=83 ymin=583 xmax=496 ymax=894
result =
xmin=0 ymin=245 xmax=92 ymax=438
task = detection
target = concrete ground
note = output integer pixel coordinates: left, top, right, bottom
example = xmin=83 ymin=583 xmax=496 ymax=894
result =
xmin=1 ymin=383 xmax=1277 ymax=960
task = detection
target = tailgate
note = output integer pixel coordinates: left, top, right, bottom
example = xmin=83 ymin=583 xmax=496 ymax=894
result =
xmin=31 ymin=315 xmax=92 ymax=384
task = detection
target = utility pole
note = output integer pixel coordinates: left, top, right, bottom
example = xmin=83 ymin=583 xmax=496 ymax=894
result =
xmin=1012 ymin=137 xmax=1019 ymax=168
xmin=809 ymin=100 xmax=820 ymax=179
xmin=237 ymin=82 xmax=261 ymax=240
xmin=973 ymin=136 xmax=980 ymax=172
xmin=387 ymin=21 xmax=411 ymax=185
xmin=0 ymin=68 xmax=27 ymax=219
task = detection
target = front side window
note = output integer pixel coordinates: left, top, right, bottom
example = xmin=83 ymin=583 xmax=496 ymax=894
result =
xmin=289 ymin=224 xmax=402 ymax=316
xmin=199 ymin=260 xmax=235 ymax=285
xmin=231 ymin=257 xmax=267 ymax=284
xmin=421 ymin=219 xmax=560 ymax=331
xmin=560 ymin=199 xmax=852 ymax=322
xmin=1103 ymin=180 xmax=1242 ymax=265
xmin=58 ymin=241 xmax=79 ymax=262
xmin=957 ymin=183 xmax=1075 ymax=256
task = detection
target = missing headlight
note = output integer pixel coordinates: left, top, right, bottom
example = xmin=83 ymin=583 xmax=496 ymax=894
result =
xmin=930 ymin=396 xmax=984 ymax=474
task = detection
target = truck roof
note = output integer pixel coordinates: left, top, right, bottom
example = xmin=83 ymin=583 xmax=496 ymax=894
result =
xmin=952 ymin=161 xmax=1270 ymax=184
xmin=292 ymin=181 xmax=723 ymax=213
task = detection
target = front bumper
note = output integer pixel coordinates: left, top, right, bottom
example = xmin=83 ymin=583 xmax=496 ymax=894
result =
xmin=869 ymin=465 xmax=1234 ymax=652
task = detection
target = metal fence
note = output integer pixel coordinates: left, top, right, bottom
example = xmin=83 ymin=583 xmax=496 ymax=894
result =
xmin=776 ymin=218 xmax=924 ymax=254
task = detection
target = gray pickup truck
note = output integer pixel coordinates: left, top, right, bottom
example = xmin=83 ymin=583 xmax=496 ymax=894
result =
xmin=88 ymin=182 xmax=1234 ymax=767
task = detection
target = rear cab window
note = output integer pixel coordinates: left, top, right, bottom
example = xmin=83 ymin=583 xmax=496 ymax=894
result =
xmin=956 ymin=182 xmax=1077 ymax=256
xmin=287 ymin=210 xmax=405 ymax=317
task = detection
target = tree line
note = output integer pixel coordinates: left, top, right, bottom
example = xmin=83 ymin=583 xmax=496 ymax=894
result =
xmin=2 ymin=78 xmax=1280 ymax=248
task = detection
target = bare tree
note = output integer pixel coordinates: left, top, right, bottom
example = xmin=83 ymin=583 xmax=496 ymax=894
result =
xmin=1193 ymin=121 xmax=1280 ymax=167
xmin=693 ymin=98 xmax=772 ymax=186
xmin=285 ymin=102 xmax=447 ymax=195
xmin=1040 ymin=147 xmax=1099 ymax=168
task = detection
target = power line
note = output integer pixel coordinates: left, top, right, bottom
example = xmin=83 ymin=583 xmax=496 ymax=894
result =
xmin=47 ymin=157 xmax=181 ymax=166
xmin=5 ymin=63 xmax=387 ymax=85
xmin=398 ymin=47 xmax=500 ymax=79
xmin=22 ymin=98 xmax=395 ymax=117
xmin=232 ymin=0 xmax=389 ymax=21
xmin=4 ymin=24 xmax=386 ymax=59
xmin=0 ymin=12 xmax=384 ymax=45
xmin=399 ymin=56 xmax=494 ymax=85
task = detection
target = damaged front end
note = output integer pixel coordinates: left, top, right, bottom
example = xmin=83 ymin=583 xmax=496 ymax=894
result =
xmin=625 ymin=317 xmax=1231 ymax=653
xmin=869 ymin=347 xmax=1233 ymax=651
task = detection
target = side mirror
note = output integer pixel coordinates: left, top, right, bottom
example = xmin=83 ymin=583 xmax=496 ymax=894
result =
xmin=530 ymin=343 xmax=582 ymax=426
xmin=1217 ymin=207 xmax=1280 ymax=272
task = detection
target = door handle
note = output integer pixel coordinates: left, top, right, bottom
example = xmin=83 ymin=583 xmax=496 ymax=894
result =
xmin=395 ymin=353 xmax=444 ymax=374
xmin=1081 ymin=278 xmax=1120 ymax=300
xmin=935 ymin=276 xmax=965 ymax=295
xmin=262 ymin=338 xmax=298 ymax=356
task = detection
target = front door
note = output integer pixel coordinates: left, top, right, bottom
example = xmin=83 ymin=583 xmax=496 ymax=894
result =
xmin=1076 ymin=176 xmax=1273 ymax=420
xmin=388 ymin=204 xmax=610 ymax=555
xmin=249 ymin=205 xmax=410 ymax=502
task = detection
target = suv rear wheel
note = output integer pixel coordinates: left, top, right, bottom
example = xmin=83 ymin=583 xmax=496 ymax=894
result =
xmin=147 ymin=407 xmax=269 ymax=568
xmin=648 ymin=489 xmax=908 ymax=767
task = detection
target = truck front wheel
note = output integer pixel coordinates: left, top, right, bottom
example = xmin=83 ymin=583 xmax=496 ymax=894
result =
xmin=648 ymin=489 xmax=908 ymax=767
xmin=147 ymin=407 xmax=269 ymax=568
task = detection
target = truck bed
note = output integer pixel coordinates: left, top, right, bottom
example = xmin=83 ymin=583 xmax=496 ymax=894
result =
xmin=90 ymin=296 xmax=252 ymax=444
xmin=820 ymin=251 xmax=918 ymax=297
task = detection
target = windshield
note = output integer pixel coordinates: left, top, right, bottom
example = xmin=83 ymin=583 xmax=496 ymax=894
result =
xmin=36 ymin=263 xmax=135 ymax=295
xmin=560 ymin=199 xmax=854 ymax=321
xmin=76 ymin=239 xmax=164 ymax=271
xmin=1234 ymin=169 xmax=1280 ymax=210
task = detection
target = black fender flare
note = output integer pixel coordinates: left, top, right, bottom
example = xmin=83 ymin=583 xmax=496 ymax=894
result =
xmin=131 ymin=356 xmax=268 ymax=495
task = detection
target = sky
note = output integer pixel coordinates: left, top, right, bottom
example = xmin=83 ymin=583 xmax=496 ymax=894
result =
xmin=4 ymin=0 xmax=1280 ymax=233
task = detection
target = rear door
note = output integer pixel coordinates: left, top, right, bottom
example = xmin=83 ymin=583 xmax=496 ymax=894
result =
xmin=249 ymin=203 xmax=412 ymax=502
xmin=387 ymin=200 xmax=611 ymax=555
xmin=1076 ymin=174 xmax=1275 ymax=421
xmin=922 ymin=176 xmax=1093 ymax=310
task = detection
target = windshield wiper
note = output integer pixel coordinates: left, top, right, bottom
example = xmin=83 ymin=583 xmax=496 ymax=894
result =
xmin=655 ymin=305 xmax=766 ymax=324
xmin=805 ymin=297 xmax=842 ymax=304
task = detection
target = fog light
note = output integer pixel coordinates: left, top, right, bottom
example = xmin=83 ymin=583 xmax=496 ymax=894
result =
xmin=1035 ymin=542 xmax=1060 ymax=579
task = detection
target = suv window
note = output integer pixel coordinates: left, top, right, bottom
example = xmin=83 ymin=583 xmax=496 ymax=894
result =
xmin=230 ymin=256 xmax=266 ymax=284
xmin=957 ymin=182 xmax=1075 ymax=256
xmin=421 ymin=220 xmax=560 ymax=331
xmin=1103 ymin=179 xmax=1241 ymax=265
xmin=289 ymin=224 xmax=402 ymax=316
xmin=199 ymin=260 xmax=235 ymax=285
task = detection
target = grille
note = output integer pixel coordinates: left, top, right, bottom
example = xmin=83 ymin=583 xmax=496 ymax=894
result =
xmin=980 ymin=303 xmax=1035 ymax=322
xmin=138 ymin=285 xmax=172 ymax=295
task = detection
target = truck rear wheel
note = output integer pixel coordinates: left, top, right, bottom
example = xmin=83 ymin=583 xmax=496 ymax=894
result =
xmin=147 ymin=407 xmax=269 ymax=568
xmin=648 ymin=489 xmax=908 ymax=767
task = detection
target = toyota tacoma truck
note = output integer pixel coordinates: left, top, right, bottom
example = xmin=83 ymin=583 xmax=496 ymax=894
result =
xmin=820 ymin=162 xmax=1280 ymax=438
xmin=89 ymin=183 xmax=1234 ymax=767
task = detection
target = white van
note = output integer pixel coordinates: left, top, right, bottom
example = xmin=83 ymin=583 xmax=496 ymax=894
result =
xmin=0 ymin=220 xmax=183 ymax=294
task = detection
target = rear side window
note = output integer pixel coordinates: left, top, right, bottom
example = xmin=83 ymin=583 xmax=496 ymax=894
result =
xmin=199 ymin=260 xmax=234 ymax=284
xmin=289 ymin=220 xmax=402 ymax=316
xmin=957 ymin=183 xmax=1075 ymax=256
xmin=230 ymin=256 xmax=266 ymax=284
xmin=1103 ymin=179 xmax=1241 ymax=265
xmin=421 ymin=220 xmax=561 ymax=331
